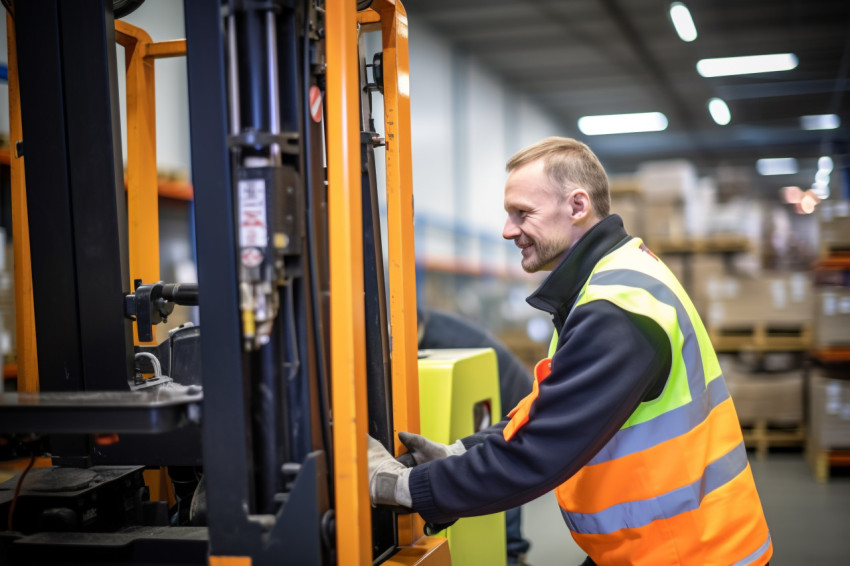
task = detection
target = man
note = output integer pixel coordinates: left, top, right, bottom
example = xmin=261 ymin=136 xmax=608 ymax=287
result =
xmin=416 ymin=307 xmax=533 ymax=564
xmin=369 ymin=137 xmax=772 ymax=565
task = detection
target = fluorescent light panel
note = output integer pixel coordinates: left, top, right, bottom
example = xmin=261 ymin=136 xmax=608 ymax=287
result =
xmin=577 ymin=112 xmax=668 ymax=135
xmin=696 ymin=53 xmax=798 ymax=77
xmin=756 ymin=157 xmax=798 ymax=176
xmin=801 ymin=114 xmax=840 ymax=130
xmin=708 ymin=98 xmax=730 ymax=125
xmin=670 ymin=3 xmax=697 ymax=42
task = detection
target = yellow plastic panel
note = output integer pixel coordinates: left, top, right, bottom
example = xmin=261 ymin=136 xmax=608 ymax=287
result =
xmin=417 ymin=349 xmax=506 ymax=566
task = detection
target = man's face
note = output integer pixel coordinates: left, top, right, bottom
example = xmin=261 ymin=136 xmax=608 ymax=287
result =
xmin=502 ymin=160 xmax=574 ymax=273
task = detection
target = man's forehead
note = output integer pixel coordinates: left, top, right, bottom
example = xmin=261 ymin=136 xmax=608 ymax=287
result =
xmin=505 ymin=167 xmax=559 ymax=202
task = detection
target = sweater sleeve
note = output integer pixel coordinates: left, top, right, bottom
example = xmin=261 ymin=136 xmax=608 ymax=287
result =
xmin=408 ymin=300 xmax=671 ymax=524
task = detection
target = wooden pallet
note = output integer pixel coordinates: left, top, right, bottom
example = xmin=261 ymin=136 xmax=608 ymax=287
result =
xmin=807 ymin=442 xmax=850 ymax=483
xmin=709 ymin=322 xmax=811 ymax=353
xmin=741 ymin=420 xmax=806 ymax=460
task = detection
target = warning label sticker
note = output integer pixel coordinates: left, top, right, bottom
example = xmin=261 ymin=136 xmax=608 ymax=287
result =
xmin=239 ymin=178 xmax=267 ymax=247
xmin=309 ymin=85 xmax=323 ymax=123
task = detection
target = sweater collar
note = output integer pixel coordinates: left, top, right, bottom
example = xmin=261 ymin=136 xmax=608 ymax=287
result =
xmin=526 ymin=214 xmax=630 ymax=330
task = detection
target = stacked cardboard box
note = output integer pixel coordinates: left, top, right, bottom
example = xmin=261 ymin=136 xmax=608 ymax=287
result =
xmin=705 ymin=272 xmax=813 ymax=330
xmin=813 ymin=287 xmax=850 ymax=348
xmin=610 ymin=194 xmax=643 ymax=238
xmin=818 ymin=200 xmax=850 ymax=252
xmin=809 ymin=369 xmax=850 ymax=449
xmin=636 ymin=161 xmax=693 ymax=245
xmin=720 ymin=355 xmax=804 ymax=425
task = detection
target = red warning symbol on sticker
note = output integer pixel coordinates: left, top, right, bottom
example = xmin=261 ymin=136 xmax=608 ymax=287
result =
xmin=241 ymin=247 xmax=264 ymax=268
xmin=309 ymin=85 xmax=323 ymax=123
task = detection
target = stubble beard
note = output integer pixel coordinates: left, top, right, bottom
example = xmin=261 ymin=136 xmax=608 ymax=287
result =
xmin=520 ymin=236 xmax=569 ymax=273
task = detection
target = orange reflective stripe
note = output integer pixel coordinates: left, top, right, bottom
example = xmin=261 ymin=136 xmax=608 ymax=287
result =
xmin=570 ymin=466 xmax=771 ymax=566
xmin=503 ymin=358 xmax=551 ymax=441
xmin=557 ymin=397 xmax=743 ymax=513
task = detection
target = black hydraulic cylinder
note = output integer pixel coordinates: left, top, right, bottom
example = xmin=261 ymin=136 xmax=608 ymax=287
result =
xmin=234 ymin=7 xmax=272 ymax=137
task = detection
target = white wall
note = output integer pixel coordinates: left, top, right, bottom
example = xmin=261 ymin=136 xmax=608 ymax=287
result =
xmin=115 ymin=2 xmax=191 ymax=171
xmin=401 ymin=22 xmax=569 ymax=273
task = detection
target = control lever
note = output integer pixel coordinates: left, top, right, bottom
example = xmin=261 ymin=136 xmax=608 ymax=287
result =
xmin=125 ymin=280 xmax=199 ymax=342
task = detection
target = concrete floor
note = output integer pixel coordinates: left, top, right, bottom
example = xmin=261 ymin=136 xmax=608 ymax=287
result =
xmin=520 ymin=451 xmax=850 ymax=565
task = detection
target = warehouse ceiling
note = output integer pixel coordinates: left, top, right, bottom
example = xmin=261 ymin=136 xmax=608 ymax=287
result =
xmin=401 ymin=0 xmax=850 ymax=196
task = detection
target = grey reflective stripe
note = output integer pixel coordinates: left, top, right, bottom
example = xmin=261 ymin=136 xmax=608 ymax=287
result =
xmin=562 ymin=441 xmax=749 ymax=535
xmin=587 ymin=269 xmax=706 ymax=400
xmin=588 ymin=375 xmax=730 ymax=465
xmin=733 ymin=533 xmax=772 ymax=566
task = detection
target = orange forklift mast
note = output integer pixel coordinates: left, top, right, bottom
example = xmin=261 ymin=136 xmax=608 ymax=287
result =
xmin=0 ymin=0 xmax=447 ymax=564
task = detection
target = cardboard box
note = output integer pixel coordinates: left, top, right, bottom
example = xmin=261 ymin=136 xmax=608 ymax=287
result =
xmin=721 ymin=357 xmax=804 ymax=424
xmin=636 ymin=160 xmax=697 ymax=204
xmin=809 ymin=371 xmax=850 ymax=449
xmin=706 ymin=273 xmax=813 ymax=328
xmin=819 ymin=200 xmax=850 ymax=251
xmin=610 ymin=194 xmax=643 ymax=237
xmin=813 ymin=287 xmax=850 ymax=347
xmin=642 ymin=202 xmax=686 ymax=243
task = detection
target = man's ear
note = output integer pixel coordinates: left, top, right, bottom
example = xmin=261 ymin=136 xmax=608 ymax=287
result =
xmin=568 ymin=189 xmax=592 ymax=220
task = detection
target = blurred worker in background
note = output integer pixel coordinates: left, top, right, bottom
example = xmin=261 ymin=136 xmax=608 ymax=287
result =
xmin=416 ymin=307 xmax=533 ymax=565
xmin=369 ymin=137 xmax=772 ymax=566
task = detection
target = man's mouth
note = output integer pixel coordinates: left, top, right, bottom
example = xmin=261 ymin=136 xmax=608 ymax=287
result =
xmin=517 ymin=242 xmax=533 ymax=256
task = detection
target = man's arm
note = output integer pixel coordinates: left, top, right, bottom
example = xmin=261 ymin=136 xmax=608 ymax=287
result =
xmin=407 ymin=301 xmax=671 ymax=524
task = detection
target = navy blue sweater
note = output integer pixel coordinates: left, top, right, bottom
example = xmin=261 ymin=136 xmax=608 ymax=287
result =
xmin=407 ymin=215 xmax=672 ymax=524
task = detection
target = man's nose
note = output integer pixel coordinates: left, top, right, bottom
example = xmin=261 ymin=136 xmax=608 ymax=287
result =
xmin=503 ymin=217 xmax=520 ymax=240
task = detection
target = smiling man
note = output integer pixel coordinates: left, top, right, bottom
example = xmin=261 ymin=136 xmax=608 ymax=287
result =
xmin=368 ymin=137 xmax=773 ymax=566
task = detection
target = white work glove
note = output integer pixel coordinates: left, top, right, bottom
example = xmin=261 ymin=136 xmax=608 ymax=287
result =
xmin=397 ymin=431 xmax=466 ymax=466
xmin=368 ymin=435 xmax=412 ymax=508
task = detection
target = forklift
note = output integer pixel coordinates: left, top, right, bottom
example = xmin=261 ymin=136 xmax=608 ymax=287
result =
xmin=0 ymin=0 xmax=479 ymax=563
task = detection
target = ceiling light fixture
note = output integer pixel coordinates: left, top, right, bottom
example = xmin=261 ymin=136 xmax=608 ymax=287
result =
xmin=669 ymin=3 xmax=697 ymax=42
xmin=797 ymin=191 xmax=819 ymax=214
xmin=812 ymin=156 xmax=833 ymax=199
xmin=708 ymin=98 xmax=731 ymax=125
xmin=577 ymin=112 xmax=668 ymax=135
xmin=801 ymin=114 xmax=841 ymax=130
xmin=696 ymin=53 xmax=798 ymax=77
xmin=756 ymin=157 xmax=798 ymax=176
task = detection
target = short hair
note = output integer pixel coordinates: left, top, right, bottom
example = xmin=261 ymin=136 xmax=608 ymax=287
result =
xmin=505 ymin=137 xmax=610 ymax=218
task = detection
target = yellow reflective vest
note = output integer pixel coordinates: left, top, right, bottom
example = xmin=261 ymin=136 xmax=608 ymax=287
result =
xmin=521 ymin=238 xmax=772 ymax=565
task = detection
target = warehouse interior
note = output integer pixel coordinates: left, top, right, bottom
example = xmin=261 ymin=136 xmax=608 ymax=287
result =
xmin=0 ymin=0 xmax=849 ymax=565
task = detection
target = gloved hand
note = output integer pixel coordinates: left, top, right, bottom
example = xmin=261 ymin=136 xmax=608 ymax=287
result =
xmin=397 ymin=431 xmax=466 ymax=467
xmin=368 ymin=435 xmax=412 ymax=508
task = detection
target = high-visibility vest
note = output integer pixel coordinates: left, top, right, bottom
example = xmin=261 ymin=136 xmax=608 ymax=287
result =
xmin=508 ymin=238 xmax=772 ymax=565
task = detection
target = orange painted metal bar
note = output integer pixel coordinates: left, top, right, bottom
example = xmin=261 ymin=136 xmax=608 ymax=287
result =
xmin=115 ymin=21 xmax=162 ymax=345
xmin=7 ymin=12 xmax=39 ymax=393
xmin=356 ymin=8 xmax=381 ymax=25
xmin=326 ymin=0 xmax=372 ymax=563
xmin=144 ymin=39 xmax=187 ymax=60
xmin=208 ymin=558 xmax=251 ymax=566
xmin=368 ymin=0 xmax=425 ymax=546
xmin=143 ymin=467 xmax=178 ymax=508
xmin=383 ymin=534 xmax=452 ymax=566
xmin=157 ymin=179 xmax=194 ymax=201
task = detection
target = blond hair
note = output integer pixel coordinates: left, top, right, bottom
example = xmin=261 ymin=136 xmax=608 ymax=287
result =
xmin=506 ymin=137 xmax=610 ymax=218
